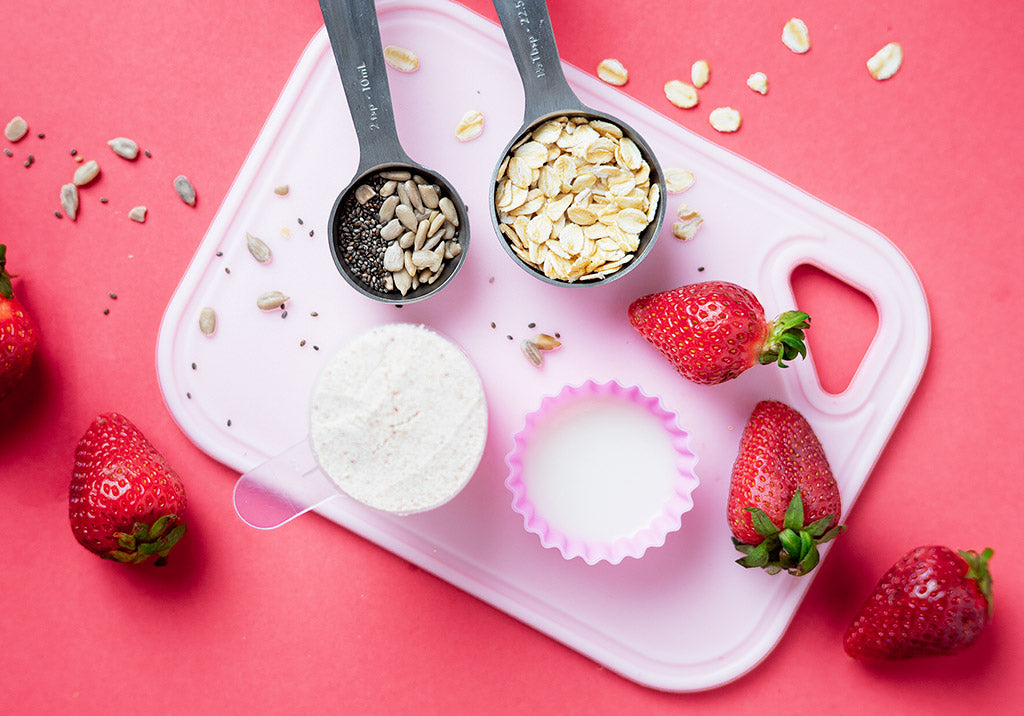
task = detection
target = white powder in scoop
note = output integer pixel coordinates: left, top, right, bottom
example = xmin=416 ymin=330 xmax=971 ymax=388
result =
xmin=310 ymin=323 xmax=487 ymax=514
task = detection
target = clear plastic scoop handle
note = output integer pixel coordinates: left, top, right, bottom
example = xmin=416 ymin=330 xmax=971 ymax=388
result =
xmin=232 ymin=439 xmax=339 ymax=529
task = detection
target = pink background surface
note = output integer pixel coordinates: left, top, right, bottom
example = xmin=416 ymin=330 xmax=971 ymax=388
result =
xmin=2 ymin=0 xmax=1021 ymax=712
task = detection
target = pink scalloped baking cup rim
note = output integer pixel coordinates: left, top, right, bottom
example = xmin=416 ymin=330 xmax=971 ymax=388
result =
xmin=505 ymin=380 xmax=700 ymax=566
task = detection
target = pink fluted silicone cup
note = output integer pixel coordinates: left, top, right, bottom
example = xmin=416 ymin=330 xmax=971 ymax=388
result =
xmin=505 ymin=380 xmax=700 ymax=565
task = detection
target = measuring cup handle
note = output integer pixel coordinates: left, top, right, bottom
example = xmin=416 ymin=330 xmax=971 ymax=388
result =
xmin=232 ymin=440 xmax=338 ymax=529
xmin=492 ymin=0 xmax=584 ymax=120
xmin=319 ymin=0 xmax=411 ymax=170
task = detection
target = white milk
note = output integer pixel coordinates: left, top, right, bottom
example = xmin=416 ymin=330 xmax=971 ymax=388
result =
xmin=521 ymin=395 xmax=682 ymax=542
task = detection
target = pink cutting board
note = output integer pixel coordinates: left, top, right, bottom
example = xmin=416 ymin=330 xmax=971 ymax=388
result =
xmin=156 ymin=0 xmax=929 ymax=692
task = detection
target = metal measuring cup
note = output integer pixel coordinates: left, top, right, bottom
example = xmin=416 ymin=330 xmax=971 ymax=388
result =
xmin=489 ymin=0 xmax=667 ymax=287
xmin=319 ymin=0 xmax=470 ymax=304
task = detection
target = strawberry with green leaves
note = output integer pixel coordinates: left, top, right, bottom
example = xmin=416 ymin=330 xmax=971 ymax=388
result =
xmin=69 ymin=412 xmax=187 ymax=565
xmin=728 ymin=400 xmax=844 ymax=575
xmin=0 ymin=244 xmax=39 ymax=402
xmin=628 ymin=280 xmax=809 ymax=385
xmin=844 ymin=546 xmax=994 ymax=660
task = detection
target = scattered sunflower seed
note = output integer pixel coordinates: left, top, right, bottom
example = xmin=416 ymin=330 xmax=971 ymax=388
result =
xmin=174 ymin=175 xmax=197 ymax=206
xmin=60 ymin=183 xmax=79 ymax=221
xmin=246 ymin=232 xmax=272 ymax=263
xmin=354 ymin=184 xmax=376 ymax=204
xmin=129 ymin=205 xmax=147 ymax=223
xmin=199 ymin=307 xmax=217 ymax=336
xmin=257 ymin=290 xmax=289 ymax=311
xmin=4 ymin=116 xmax=28 ymax=142
xmin=274 ymin=184 xmax=290 ymax=196
xmin=73 ymin=160 xmax=100 ymax=186
xmin=520 ymin=339 xmax=543 ymax=367
xmin=107 ymin=137 xmax=140 ymax=160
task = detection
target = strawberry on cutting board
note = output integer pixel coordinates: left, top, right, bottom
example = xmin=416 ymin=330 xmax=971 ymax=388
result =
xmin=0 ymin=244 xmax=39 ymax=402
xmin=70 ymin=412 xmax=187 ymax=565
xmin=728 ymin=400 xmax=844 ymax=575
xmin=628 ymin=280 xmax=810 ymax=385
xmin=844 ymin=546 xmax=994 ymax=660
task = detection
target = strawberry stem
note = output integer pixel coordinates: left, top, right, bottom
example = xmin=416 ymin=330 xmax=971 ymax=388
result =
xmin=759 ymin=310 xmax=810 ymax=368
xmin=959 ymin=548 xmax=995 ymax=618
xmin=734 ymin=489 xmax=845 ymax=576
xmin=0 ymin=244 xmax=13 ymax=299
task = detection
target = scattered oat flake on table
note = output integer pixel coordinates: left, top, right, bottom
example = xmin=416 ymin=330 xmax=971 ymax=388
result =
xmin=384 ymin=45 xmax=419 ymax=72
xmin=867 ymin=42 xmax=903 ymax=80
xmin=455 ymin=110 xmax=484 ymax=142
xmin=691 ymin=60 xmax=710 ymax=88
xmin=747 ymin=72 xmax=769 ymax=95
xmin=4 ymin=116 xmax=28 ymax=142
xmin=274 ymin=184 xmax=290 ymax=196
xmin=596 ymin=58 xmax=629 ymax=86
xmin=665 ymin=80 xmax=699 ymax=109
xmin=672 ymin=204 xmax=703 ymax=241
xmin=709 ymin=106 xmax=742 ymax=133
xmin=665 ymin=168 xmax=695 ymax=193
xmin=782 ymin=18 xmax=811 ymax=54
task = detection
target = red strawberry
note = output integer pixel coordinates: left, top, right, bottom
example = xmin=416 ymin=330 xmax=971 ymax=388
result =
xmin=628 ymin=280 xmax=809 ymax=385
xmin=69 ymin=412 xmax=187 ymax=565
xmin=0 ymin=244 xmax=39 ymax=401
xmin=728 ymin=400 xmax=844 ymax=575
xmin=844 ymin=546 xmax=994 ymax=660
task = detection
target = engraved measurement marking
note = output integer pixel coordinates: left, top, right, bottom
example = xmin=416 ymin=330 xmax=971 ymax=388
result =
xmin=356 ymin=63 xmax=381 ymax=130
xmin=513 ymin=1 xmax=545 ymax=78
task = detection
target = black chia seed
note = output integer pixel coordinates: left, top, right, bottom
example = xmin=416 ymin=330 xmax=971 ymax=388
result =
xmin=297 ymin=218 xmax=304 ymax=225
xmin=70 ymin=148 xmax=77 ymax=156
xmin=103 ymin=308 xmax=109 ymax=315
xmin=490 ymin=322 xmax=496 ymax=328
xmin=55 ymin=211 xmax=63 ymax=219
xmin=227 ymin=419 xmax=232 ymax=427
xmin=528 ymin=322 xmax=536 ymax=329
xmin=300 ymin=339 xmax=306 ymax=347
xmin=191 ymin=362 xmax=197 ymax=370
xmin=333 ymin=174 xmax=389 ymax=293
xmin=144 ymin=150 xmax=151 ymax=158
xmin=186 ymin=392 xmax=192 ymax=399
xmin=3 ymin=149 xmax=12 ymax=157
xmin=100 ymin=197 xmax=108 ymax=204
xmin=108 ymin=292 xmax=117 ymax=299
xmin=37 ymin=132 xmax=45 ymax=139
xmin=281 ymin=310 xmax=288 ymax=319
xmin=24 ymin=155 xmax=34 ymax=168
xmin=697 ymin=266 xmax=705 ymax=272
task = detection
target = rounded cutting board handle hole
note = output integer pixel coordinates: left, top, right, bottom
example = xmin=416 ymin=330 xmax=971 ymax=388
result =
xmin=790 ymin=264 xmax=879 ymax=396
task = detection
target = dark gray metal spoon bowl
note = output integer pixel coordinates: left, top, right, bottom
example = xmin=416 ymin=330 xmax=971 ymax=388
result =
xmin=319 ymin=0 xmax=470 ymax=304
xmin=489 ymin=0 xmax=667 ymax=287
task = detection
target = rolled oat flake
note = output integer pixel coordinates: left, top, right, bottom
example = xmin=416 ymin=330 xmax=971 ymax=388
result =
xmin=4 ymin=116 xmax=28 ymax=142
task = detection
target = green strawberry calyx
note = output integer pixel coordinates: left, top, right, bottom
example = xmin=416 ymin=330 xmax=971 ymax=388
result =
xmin=960 ymin=547 xmax=995 ymax=618
xmin=104 ymin=515 xmax=187 ymax=566
xmin=1 ymin=244 xmax=14 ymax=300
xmin=758 ymin=310 xmax=810 ymax=368
xmin=732 ymin=489 xmax=845 ymax=576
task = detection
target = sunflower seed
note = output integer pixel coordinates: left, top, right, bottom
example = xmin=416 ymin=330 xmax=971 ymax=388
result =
xmin=354 ymin=184 xmax=376 ymax=204
xmin=379 ymin=180 xmax=398 ymax=197
xmin=380 ymin=170 xmax=411 ymax=181
xmin=246 ymin=232 xmax=272 ymax=263
xmin=174 ymin=175 xmax=197 ymax=206
xmin=383 ymin=242 xmax=404 ymax=272
xmin=438 ymin=197 xmax=458 ymax=226
xmin=379 ymin=195 xmax=400 ymax=222
xmin=520 ymin=339 xmax=543 ymax=367
xmin=73 ymin=160 xmax=100 ymax=186
xmin=107 ymin=137 xmax=140 ymax=160
xmin=4 ymin=116 xmax=28 ymax=142
xmin=199 ymin=307 xmax=217 ymax=336
xmin=257 ymin=290 xmax=289 ymax=310
xmin=60 ymin=183 xmax=79 ymax=221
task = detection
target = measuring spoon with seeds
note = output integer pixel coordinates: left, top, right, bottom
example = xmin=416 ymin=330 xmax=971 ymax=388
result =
xmin=489 ymin=0 xmax=667 ymax=286
xmin=319 ymin=0 xmax=470 ymax=304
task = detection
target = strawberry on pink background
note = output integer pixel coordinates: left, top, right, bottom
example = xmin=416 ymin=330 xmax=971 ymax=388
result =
xmin=727 ymin=400 xmax=844 ymax=575
xmin=844 ymin=546 xmax=994 ymax=660
xmin=69 ymin=412 xmax=188 ymax=565
xmin=627 ymin=280 xmax=809 ymax=385
xmin=0 ymin=243 xmax=38 ymax=402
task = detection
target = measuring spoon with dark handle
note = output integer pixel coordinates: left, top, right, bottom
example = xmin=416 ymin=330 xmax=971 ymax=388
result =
xmin=319 ymin=0 xmax=470 ymax=303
